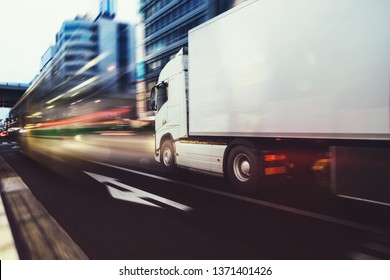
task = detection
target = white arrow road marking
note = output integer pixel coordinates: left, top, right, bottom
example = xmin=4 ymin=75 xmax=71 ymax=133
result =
xmin=90 ymin=161 xmax=389 ymax=236
xmin=84 ymin=171 xmax=192 ymax=211
xmin=106 ymin=185 xmax=161 ymax=208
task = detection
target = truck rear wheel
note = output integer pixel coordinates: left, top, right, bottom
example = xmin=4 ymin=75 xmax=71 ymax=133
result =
xmin=227 ymin=145 xmax=260 ymax=192
xmin=160 ymin=139 xmax=176 ymax=171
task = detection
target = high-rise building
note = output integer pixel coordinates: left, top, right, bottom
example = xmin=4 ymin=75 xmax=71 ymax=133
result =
xmin=139 ymin=0 xmax=210 ymax=89
xmin=36 ymin=1 xmax=137 ymax=118
xmin=11 ymin=0 xmax=139 ymax=129
xmin=136 ymin=0 xmax=248 ymax=120
xmin=41 ymin=14 xmax=135 ymax=92
xmin=99 ymin=0 xmax=117 ymax=19
xmin=53 ymin=17 xmax=98 ymax=85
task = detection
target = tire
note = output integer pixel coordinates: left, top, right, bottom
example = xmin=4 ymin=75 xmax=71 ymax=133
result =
xmin=227 ymin=145 xmax=261 ymax=193
xmin=160 ymin=139 xmax=176 ymax=172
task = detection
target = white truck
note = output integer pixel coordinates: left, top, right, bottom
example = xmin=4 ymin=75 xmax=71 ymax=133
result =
xmin=150 ymin=0 xmax=390 ymax=202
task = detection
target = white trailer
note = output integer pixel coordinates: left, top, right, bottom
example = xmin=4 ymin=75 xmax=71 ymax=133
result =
xmin=150 ymin=0 xmax=390 ymax=195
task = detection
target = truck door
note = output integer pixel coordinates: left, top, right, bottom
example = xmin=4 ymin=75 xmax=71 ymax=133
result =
xmin=166 ymin=76 xmax=180 ymax=128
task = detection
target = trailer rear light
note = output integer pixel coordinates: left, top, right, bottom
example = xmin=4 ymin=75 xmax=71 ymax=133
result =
xmin=311 ymin=158 xmax=331 ymax=171
xmin=264 ymin=166 xmax=287 ymax=175
xmin=264 ymin=154 xmax=286 ymax=162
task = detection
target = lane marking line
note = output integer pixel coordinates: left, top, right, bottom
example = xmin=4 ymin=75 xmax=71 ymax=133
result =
xmin=91 ymin=160 xmax=389 ymax=236
xmin=347 ymin=251 xmax=378 ymax=260
xmin=338 ymin=194 xmax=390 ymax=208
xmin=361 ymin=241 xmax=390 ymax=255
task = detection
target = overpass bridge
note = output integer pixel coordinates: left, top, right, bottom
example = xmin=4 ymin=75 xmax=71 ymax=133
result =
xmin=0 ymin=82 xmax=29 ymax=108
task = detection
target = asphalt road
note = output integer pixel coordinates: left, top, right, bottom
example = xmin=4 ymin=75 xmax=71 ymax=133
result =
xmin=1 ymin=136 xmax=390 ymax=260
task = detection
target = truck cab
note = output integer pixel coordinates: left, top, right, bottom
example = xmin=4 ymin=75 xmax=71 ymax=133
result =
xmin=150 ymin=48 xmax=189 ymax=165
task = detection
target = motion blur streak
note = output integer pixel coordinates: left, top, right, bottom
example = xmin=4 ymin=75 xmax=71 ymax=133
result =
xmin=35 ymin=108 xmax=129 ymax=128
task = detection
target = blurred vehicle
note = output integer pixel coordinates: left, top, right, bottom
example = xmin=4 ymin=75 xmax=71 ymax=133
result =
xmin=0 ymin=130 xmax=9 ymax=137
xmin=149 ymin=0 xmax=390 ymax=204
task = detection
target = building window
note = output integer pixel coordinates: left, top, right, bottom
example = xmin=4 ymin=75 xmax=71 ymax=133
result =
xmin=150 ymin=60 xmax=161 ymax=71
xmin=145 ymin=15 xmax=207 ymax=56
xmin=145 ymin=0 xmax=206 ymax=38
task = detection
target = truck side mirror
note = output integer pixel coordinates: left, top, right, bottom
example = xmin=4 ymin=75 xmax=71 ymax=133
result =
xmin=156 ymin=82 xmax=168 ymax=110
xmin=150 ymin=86 xmax=158 ymax=111
xmin=150 ymin=82 xmax=168 ymax=111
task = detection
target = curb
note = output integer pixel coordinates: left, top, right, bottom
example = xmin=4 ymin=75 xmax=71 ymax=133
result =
xmin=0 ymin=155 xmax=88 ymax=260
xmin=0 ymin=193 xmax=19 ymax=259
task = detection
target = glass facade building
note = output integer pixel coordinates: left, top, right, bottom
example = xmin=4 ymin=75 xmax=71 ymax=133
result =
xmin=54 ymin=18 xmax=98 ymax=85
xmin=136 ymin=0 xmax=248 ymax=119
xmin=140 ymin=0 xmax=210 ymax=88
xmin=37 ymin=14 xmax=136 ymax=114
xmin=44 ymin=16 xmax=136 ymax=92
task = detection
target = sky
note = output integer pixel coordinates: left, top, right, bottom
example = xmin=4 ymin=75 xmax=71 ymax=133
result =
xmin=0 ymin=0 xmax=139 ymax=121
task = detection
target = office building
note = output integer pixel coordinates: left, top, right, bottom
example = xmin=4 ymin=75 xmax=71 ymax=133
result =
xmin=32 ymin=0 xmax=137 ymax=120
xmin=136 ymin=0 xmax=248 ymax=120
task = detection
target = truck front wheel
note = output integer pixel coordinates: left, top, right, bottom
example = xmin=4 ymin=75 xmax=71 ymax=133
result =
xmin=160 ymin=139 xmax=176 ymax=171
xmin=227 ymin=145 xmax=260 ymax=192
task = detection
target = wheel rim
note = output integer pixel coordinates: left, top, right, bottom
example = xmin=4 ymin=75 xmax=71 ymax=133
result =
xmin=162 ymin=146 xmax=172 ymax=166
xmin=233 ymin=153 xmax=251 ymax=182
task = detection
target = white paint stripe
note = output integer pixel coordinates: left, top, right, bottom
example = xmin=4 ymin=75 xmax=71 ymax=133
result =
xmin=0 ymin=196 xmax=19 ymax=260
xmin=106 ymin=185 xmax=161 ymax=208
xmin=84 ymin=171 xmax=192 ymax=211
xmin=112 ymin=180 xmax=192 ymax=211
xmin=337 ymin=194 xmax=390 ymax=208
xmin=361 ymin=241 xmax=390 ymax=255
xmin=91 ymin=161 xmax=389 ymax=236
xmin=348 ymin=251 xmax=378 ymax=260
xmin=372 ymin=234 xmax=390 ymax=245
